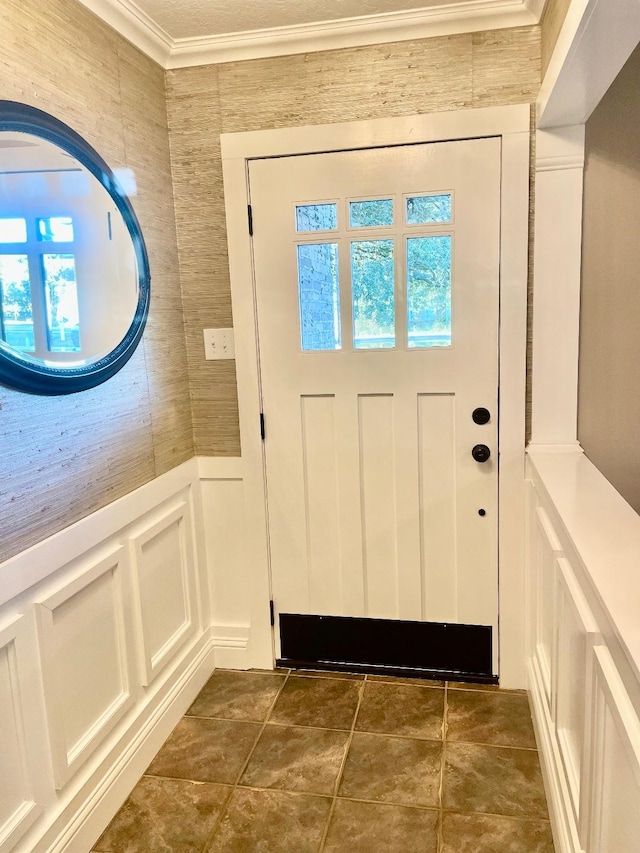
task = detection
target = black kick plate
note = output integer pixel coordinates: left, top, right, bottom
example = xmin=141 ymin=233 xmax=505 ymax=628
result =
xmin=278 ymin=613 xmax=495 ymax=683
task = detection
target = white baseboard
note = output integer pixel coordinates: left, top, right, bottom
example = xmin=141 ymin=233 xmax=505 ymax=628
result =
xmin=528 ymin=657 xmax=583 ymax=853
xmin=40 ymin=634 xmax=216 ymax=853
xmin=211 ymin=624 xmax=250 ymax=670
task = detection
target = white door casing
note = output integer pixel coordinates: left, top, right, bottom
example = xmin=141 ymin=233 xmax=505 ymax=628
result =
xmin=249 ymin=139 xmax=501 ymax=665
xmin=221 ymin=105 xmax=530 ymax=687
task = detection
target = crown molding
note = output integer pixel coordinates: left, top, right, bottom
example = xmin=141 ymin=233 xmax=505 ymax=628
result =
xmin=77 ymin=0 xmax=543 ymax=69
xmin=75 ymin=0 xmax=173 ymax=66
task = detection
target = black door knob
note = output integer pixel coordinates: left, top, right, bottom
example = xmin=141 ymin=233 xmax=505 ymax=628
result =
xmin=472 ymin=407 xmax=491 ymax=425
xmin=472 ymin=444 xmax=491 ymax=463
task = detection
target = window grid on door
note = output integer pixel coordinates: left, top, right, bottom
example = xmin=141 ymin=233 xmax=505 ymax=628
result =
xmin=294 ymin=194 xmax=453 ymax=352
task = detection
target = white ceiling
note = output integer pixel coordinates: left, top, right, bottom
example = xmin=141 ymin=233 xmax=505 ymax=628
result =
xmin=77 ymin=0 xmax=545 ymax=68
xmin=132 ymin=0 xmax=496 ymax=39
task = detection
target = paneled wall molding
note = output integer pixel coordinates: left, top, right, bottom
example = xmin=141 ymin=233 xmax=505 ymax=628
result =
xmin=129 ymin=501 xmax=198 ymax=687
xmin=35 ymin=546 xmax=135 ymax=789
xmin=530 ymin=123 xmax=585 ymax=446
xmin=0 ymin=458 xmax=199 ymax=610
xmin=0 ymin=457 xmax=254 ymax=852
xmin=76 ymin=0 xmax=544 ymax=69
xmin=528 ymin=653 xmax=583 ymax=853
xmin=41 ymin=632 xmax=216 ymax=853
xmin=526 ymin=448 xmax=640 ymax=852
xmin=0 ymin=612 xmax=48 ymax=851
xmin=527 ymin=448 xmax=640 ymax=678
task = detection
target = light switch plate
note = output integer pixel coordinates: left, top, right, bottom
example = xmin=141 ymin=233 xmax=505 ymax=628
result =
xmin=203 ymin=328 xmax=235 ymax=360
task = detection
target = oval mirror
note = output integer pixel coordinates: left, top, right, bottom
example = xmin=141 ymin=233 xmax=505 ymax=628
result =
xmin=0 ymin=101 xmax=150 ymax=394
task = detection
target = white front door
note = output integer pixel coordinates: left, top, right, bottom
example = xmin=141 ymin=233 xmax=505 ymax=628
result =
xmin=249 ymin=138 xmax=501 ymax=674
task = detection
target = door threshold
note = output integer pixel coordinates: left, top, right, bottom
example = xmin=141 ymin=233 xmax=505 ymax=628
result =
xmin=277 ymin=613 xmax=496 ymax=682
xmin=276 ymin=657 xmax=498 ymax=685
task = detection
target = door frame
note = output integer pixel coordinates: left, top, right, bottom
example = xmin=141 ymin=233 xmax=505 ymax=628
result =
xmin=220 ymin=104 xmax=530 ymax=687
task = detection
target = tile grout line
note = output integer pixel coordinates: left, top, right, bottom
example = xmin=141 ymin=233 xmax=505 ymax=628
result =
xmin=437 ymin=682 xmax=449 ymax=853
xmin=198 ymin=669 xmax=292 ymax=853
xmin=169 ymin=715 xmax=538 ymax=752
xmin=318 ymin=676 xmax=367 ymax=852
xmin=233 ymin=668 xmax=292 ymax=785
xmin=196 ymin=783 xmax=234 ymax=853
xmin=95 ymin=670 xmax=547 ymax=853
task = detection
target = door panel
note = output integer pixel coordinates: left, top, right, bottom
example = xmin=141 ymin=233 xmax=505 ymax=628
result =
xmin=249 ymin=138 xmax=501 ymax=671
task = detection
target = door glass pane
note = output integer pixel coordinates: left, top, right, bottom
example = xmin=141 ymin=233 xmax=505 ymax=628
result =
xmin=407 ymin=236 xmax=451 ymax=348
xmin=0 ymin=218 xmax=27 ymax=243
xmin=349 ymin=199 xmax=393 ymax=228
xmin=295 ymin=203 xmax=337 ymax=232
xmin=297 ymin=243 xmax=341 ymax=351
xmin=351 ymin=239 xmax=395 ymax=349
xmin=0 ymin=255 xmax=34 ymax=352
xmin=406 ymin=194 xmax=452 ymax=225
xmin=41 ymin=254 xmax=81 ymax=352
xmin=37 ymin=216 xmax=74 ymax=242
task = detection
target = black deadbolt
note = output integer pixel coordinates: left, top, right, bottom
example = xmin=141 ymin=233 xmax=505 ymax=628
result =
xmin=472 ymin=407 xmax=491 ymax=425
xmin=472 ymin=444 xmax=491 ymax=463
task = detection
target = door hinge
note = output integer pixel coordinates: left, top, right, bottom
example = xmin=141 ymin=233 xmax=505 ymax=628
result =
xmin=260 ymin=412 xmax=265 ymax=441
xmin=247 ymin=204 xmax=253 ymax=236
xmin=269 ymin=600 xmax=275 ymax=626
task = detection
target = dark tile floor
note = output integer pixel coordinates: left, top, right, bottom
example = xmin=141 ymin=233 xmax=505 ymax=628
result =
xmin=93 ymin=669 xmax=555 ymax=852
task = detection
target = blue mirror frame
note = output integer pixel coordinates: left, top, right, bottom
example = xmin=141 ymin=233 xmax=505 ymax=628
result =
xmin=0 ymin=101 xmax=150 ymax=395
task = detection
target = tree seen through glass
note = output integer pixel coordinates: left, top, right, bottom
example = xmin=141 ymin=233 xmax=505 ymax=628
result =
xmin=296 ymin=198 xmax=453 ymax=350
xmin=0 ymin=254 xmax=34 ymax=351
xmin=351 ymin=239 xmax=395 ymax=348
xmin=407 ymin=235 xmax=452 ymax=347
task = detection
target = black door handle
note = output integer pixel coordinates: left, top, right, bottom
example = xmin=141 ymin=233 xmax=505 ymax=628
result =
xmin=472 ymin=444 xmax=491 ymax=463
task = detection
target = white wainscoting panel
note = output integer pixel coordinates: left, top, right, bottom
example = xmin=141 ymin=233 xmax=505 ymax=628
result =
xmin=0 ymin=458 xmax=219 ymax=852
xmin=36 ymin=547 xmax=135 ymax=790
xmin=0 ymin=457 xmax=258 ymax=852
xmin=527 ymin=449 xmax=640 ymax=853
xmin=586 ymin=645 xmax=640 ymax=853
xmin=199 ymin=460 xmax=252 ymax=670
xmin=0 ymin=614 xmax=45 ymax=850
xmin=129 ymin=500 xmax=199 ymax=686
xmin=553 ymin=558 xmax=600 ymax=833
xmin=532 ymin=506 xmax=563 ymax=706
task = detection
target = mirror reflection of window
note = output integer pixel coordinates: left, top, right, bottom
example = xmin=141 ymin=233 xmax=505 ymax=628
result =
xmin=0 ymin=133 xmax=138 ymax=366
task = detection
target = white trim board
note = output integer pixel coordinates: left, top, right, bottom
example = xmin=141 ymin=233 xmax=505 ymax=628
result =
xmin=0 ymin=457 xmax=199 ymax=609
xmin=221 ymin=104 xmax=531 ymax=687
xmin=537 ymin=0 xmax=640 ymax=129
xmin=75 ymin=0 xmax=544 ymax=68
xmin=532 ymin=0 xmax=640 ymax=445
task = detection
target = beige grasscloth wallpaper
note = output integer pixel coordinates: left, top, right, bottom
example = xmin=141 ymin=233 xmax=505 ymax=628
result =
xmin=1 ymin=0 xmax=542 ymax=563
xmin=0 ymin=0 xmax=192 ymax=562
xmin=166 ymin=26 xmax=541 ymax=456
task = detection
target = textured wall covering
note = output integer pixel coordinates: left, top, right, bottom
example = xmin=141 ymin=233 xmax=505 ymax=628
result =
xmin=166 ymin=26 xmax=540 ymax=454
xmin=540 ymin=0 xmax=572 ymax=77
xmin=578 ymin=43 xmax=640 ymax=513
xmin=0 ymin=0 xmax=193 ymax=562
xmin=166 ymin=65 xmax=240 ymax=456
